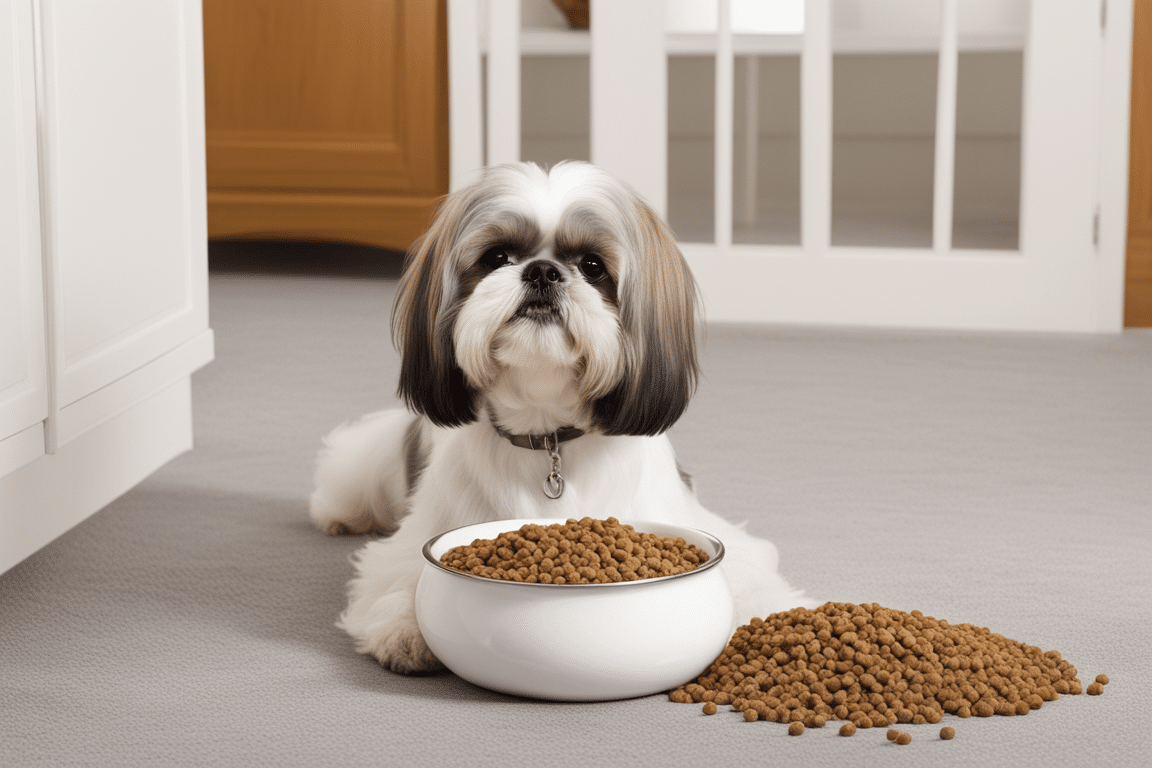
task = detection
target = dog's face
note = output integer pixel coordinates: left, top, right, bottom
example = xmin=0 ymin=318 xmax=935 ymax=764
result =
xmin=393 ymin=161 xmax=699 ymax=436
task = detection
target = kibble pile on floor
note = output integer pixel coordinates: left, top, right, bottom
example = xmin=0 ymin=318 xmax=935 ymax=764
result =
xmin=670 ymin=602 xmax=1109 ymax=737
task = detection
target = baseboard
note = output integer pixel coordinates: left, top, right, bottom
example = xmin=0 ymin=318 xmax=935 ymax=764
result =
xmin=0 ymin=377 xmax=193 ymax=576
xmin=0 ymin=423 xmax=45 ymax=478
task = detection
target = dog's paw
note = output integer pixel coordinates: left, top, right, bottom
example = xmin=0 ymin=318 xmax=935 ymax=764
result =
xmin=316 ymin=519 xmax=353 ymax=536
xmin=359 ymin=616 xmax=444 ymax=675
xmin=309 ymin=494 xmax=376 ymax=536
xmin=340 ymin=590 xmax=444 ymax=674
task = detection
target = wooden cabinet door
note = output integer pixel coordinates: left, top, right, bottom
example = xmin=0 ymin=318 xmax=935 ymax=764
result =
xmin=1127 ymin=0 xmax=1152 ymax=327
xmin=204 ymin=0 xmax=449 ymax=251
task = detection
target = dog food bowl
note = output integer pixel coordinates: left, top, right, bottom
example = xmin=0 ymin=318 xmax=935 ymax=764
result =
xmin=415 ymin=518 xmax=734 ymax=701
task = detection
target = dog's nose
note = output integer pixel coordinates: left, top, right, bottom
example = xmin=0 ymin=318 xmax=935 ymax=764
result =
xmin=523 ymin=260 xmax=564 ymax=289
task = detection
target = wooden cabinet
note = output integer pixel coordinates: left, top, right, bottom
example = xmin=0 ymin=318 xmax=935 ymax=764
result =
xmin=1 ymin=0 xmax=213 ymax=575
xmin=204 ymin=0 xmax=449 ymax=251
xmin=1127 ymin=0 xmax=1152 ymax=327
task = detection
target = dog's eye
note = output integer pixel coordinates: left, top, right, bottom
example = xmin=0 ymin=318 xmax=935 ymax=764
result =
xmin=578 ymin=254 xmax=607 ymax=282
xmin=480 ymin=248 xmax=511 ymax=271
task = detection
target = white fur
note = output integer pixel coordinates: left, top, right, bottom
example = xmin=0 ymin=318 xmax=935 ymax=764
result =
xmin=310 ymin=161 xmax=816 ymax=674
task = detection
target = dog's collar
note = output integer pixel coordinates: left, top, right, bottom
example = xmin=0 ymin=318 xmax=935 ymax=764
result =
xmin=491 ymin=422 xmax=585 ymax=450
xmin=487 ymin=407 xmax=585 ymax=450
xmin=487 ymin=408 xmax=581 ymax=499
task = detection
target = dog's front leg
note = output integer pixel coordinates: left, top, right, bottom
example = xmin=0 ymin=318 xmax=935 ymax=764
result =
xmin=338 ymin=536 xmax=443 ymax=674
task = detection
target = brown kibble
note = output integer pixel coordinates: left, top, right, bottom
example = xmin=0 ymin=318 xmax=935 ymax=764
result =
xmin=940 ymin=726 xmax=956 ymax=740
xmin=702 ymin=702 xmax=717 ymax=715
xmin=1095 ymin=674 xmax=1110 ymax=685
xmin=895 ymin=732 xmax=912 ymax=745
xmin=839 ymin=723 xmax=856 ymax=736
xmin=887 ymin=729 xmax=900 ymax=741
xmin=1087 ymin=682 xmax=1104 ymax=695
xmin=788 ymin=722 xmax=804 ymax=736
xmin=744 ymin=708 xmax=759 ymax=722
xmin=440 ymin=518 xmax=707 ymax=583
xmin=668 ymin=602 xmax=1090 ymax=733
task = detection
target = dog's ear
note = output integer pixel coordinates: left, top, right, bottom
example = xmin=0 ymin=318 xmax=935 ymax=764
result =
xmin=392 ymin=194 xmax=479 ymax=428
xmin=592 ymin=198 xmax=701 ymax=436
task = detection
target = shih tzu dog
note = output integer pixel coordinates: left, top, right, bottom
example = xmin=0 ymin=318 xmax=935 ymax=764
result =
xmin=310 ymin=161 xmax=814 ymax=673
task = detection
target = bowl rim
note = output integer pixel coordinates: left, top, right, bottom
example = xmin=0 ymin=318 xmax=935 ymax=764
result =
xmin=421 ymin=517 xmax=726 ymax=589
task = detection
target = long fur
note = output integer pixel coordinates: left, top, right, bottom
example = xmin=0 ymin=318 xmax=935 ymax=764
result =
xmin=310 ymin=161 xmax=815 ymax=673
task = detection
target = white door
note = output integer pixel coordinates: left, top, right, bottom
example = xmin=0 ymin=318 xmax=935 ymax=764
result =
xmin=0 ymin=0 xmax=48 ymax=475
xmin=37 ymin=0 xmax=209 ymax=433
xmin=452 ymin=0 xmax=1133 ymax=332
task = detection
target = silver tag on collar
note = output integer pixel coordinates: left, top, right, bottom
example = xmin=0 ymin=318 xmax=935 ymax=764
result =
xmin=542 ymin=434 xmax=564 ymax=499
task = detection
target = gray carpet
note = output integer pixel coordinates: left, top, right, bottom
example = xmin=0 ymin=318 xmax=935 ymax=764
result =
xmin=2 ymin=241 xmax=1149 ymax=767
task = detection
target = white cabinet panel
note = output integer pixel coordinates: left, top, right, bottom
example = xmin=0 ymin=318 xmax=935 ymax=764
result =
xmin=1 ymin=0 xmax=212 ymax=574
xmin=0 ymin=0 xmax=47 ymax=454
xmin=38 ymin=0 xmax=208 ymax=409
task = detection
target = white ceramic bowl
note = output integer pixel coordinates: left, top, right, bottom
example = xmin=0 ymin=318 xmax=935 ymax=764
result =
xmin=415 ymin=518 xmax=734 ymax=701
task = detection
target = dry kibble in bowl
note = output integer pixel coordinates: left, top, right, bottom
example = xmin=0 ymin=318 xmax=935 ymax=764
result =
xmin=1095 ymin=674 xmax=1110 ymax=685
xmin=788 ymin=722 xmax=804 ymax=736
xmin=1087 ymin=682 xmax=1104 ymax=695
xmin=839 ymin=723 xmax=856 ymax=736
xmin=895 ymin=732 xmax=912 ymax=745
xmin=438 ymin=517 xmax=708 ymax=584
xmin=670 ymin=602 xmax=1088 ymax=731
xmin=940 ymin=726 xmax=956 ymax=740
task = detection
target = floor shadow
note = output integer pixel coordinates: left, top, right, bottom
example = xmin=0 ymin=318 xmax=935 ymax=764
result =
xmin=110 ymin=482 xmax=673 ymax=707
xmin=209 ymin=239 xmax=405 ymax=280
xmin=64 ymin=478 xmax=559 ymax=706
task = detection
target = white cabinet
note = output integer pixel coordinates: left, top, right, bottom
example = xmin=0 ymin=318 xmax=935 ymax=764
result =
xmin=0 ymin=0 xmax=47 ymax=476
xmin=0 ymin=0 xmax=214 ymax=575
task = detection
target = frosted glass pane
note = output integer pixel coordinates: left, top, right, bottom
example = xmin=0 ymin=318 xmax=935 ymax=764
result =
xmin=831 ymin=51 xmax=938 ymax=248
xmin=667 ymin=55 xmax=715 ymax=244
xmin=732 ymin=56 xmax=801 ymax=246
xmin=666 ymin=0 xmax=805 ymax=34
xmin=521 ymin=56 xmax=590 ymax=167
xmin=832 ymin=0 xmax=944 ymax=36
xmin=952 ymin=50 xmax=1023 ymax=250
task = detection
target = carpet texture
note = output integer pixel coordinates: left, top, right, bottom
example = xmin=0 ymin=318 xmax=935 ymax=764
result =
xmin=1 ymin=242 xmax=1149 ymax=767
